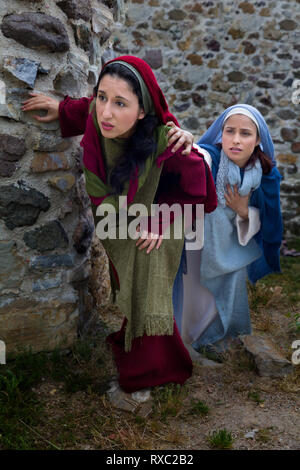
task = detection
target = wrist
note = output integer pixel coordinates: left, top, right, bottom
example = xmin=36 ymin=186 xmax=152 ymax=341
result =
xmin=238 ymin=208 xmax=249 ymax=220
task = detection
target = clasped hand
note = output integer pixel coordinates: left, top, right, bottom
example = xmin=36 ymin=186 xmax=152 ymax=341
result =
xmin=224 ymin=184 xmax=250 ymax=220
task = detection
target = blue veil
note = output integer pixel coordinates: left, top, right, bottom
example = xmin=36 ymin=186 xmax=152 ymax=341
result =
xmin=198 ymin=103 xmax=276 ymax=165
xmin=197 ymin=104 xmax=283 ymax=283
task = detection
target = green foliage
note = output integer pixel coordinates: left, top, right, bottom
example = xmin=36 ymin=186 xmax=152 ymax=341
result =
xmin=0 ymin=349 xmax=46 ymax=449
xmin=207 ymin=428 xmax=234 ymax=449
xmin=152 ymin=384 xmax=185 ymax=422
xmin=247 ymin=390 xmax=265 ymax=404
xmin=189 ymin=400 xmax=210 ymax=416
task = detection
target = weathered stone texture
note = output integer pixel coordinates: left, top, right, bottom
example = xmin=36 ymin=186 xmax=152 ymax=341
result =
xmin=23 ymin=220 xmax=69 ymax=252
xmin=1 ymin=13 xmax=70 ymax=52
xmin=0 ymin=134 xmax=26 ymax=177
xmin=0 ymin=298 xmax=78 ymax=354
xmin=57 ymin=0 xmax=92 ymax=21
xmin=0 ymin=185 xmax=50 ymax=230
xmin=240 ymin=335 xmax=293 ymax=378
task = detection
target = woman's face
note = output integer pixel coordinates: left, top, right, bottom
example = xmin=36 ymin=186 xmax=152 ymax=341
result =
xmin=96 ymin=74 xmax=145 ymax=139
xmin=222 ymin=114 xmax=260 ymax=168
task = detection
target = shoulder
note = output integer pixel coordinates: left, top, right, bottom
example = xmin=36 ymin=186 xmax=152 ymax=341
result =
xmin=154 ymin=124 xmax=169 ymax=155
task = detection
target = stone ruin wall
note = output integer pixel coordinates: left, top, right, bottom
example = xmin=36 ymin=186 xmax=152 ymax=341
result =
xmin=112 ymin=0 xmax=300 ymax=235
xmin=0 ymin=0 xmax=299 ymax=354
xmin=0 ymin=0 xmax=124 ymax=355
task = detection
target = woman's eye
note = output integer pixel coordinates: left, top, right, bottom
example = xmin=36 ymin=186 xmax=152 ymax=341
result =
xmin=98 ymin=95 xmax=106 ymax=101
xmin=116 ymin=101 xmax=125 ymax=107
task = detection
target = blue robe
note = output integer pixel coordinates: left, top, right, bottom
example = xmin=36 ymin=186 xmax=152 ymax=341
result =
xmin=174 ymin=144 xmax=283 ymax=350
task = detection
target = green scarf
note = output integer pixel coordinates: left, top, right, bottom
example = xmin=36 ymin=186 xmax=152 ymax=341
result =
xmin=89 ymin=117 xmax=184 ymax=351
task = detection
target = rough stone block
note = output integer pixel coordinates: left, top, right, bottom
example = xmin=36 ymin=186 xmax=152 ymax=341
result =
xmin=57 ymin=0 xmax=92 ymax=21
xmin=1 ymin=13 xmax=70 ymax=52
xmin=0 ymin=241 xmax=26 ymax=291
xmin=3 ymin=56 xmax=39 ymax=88
xmin=0 ymin=134 xmax=26 ymax=177
xmin=31 ymin=152 xmax=70 ymax=173
xmin=29 ymin=254 xmax=74 ymax=271
xmin=23 ymin=220 xmax=69 ymax=252
xmin=48 ymin=174 xmax=75 ymax=193
xmin=0 ymin=184 xmax=50 ymax=230
xmin=0 ymin=298 xmax=78 ymax=354
xmin=240 ymin=335 xmax=293 ymax=377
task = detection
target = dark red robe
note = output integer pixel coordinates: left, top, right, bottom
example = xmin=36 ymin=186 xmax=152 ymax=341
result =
xmin=58 ymin=94 xmax=216 ymax=393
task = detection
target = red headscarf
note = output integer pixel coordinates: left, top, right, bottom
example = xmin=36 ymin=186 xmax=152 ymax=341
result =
xmin=81 ymin=55 xmax=182 ymax=205
xmin=100 ymin=55 xmax=180 ymax=126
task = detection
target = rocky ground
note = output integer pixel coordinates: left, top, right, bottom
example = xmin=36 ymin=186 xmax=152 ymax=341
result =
xmin=0 ymin=244 xmax=299 ymax=451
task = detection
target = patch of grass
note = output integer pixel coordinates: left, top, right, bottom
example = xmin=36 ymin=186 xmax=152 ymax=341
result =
xmin=247 ymin=390 xmax=265 ymax=404
xmin=255 ymin=427 xmax=273 ymax=443
xmin=151 ymin=384 xmax=186 ymax=422
xmin=287 ymin=312 xmax=300 ymax=333
xmin=207 ymin=428 xmax=234 ymax=449
xmin=0 ymin=348 xmax=47 ymax=449
xmin=189 ymin=399 xmax=210 ymax=416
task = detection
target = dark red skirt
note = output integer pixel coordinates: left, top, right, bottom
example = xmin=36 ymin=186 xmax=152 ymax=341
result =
xmin=106 ymin=319 xmax=193 ymax=393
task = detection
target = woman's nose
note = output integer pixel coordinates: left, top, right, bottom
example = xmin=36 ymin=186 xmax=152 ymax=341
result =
xmin=233 ymin=132 xmax=240 ymax=143
xmin=102 ymin=102 xmax=113 ymax=119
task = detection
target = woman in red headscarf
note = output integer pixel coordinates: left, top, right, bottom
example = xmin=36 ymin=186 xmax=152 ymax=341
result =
xmin=22 ymin=56 xmax=217 ymax=396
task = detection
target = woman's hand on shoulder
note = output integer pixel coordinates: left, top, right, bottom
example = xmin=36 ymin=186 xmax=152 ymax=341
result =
xmin=22 ymin=92 xmax=59 ymax=122
xmin=166 ymin=121 xmax=194 ymax=155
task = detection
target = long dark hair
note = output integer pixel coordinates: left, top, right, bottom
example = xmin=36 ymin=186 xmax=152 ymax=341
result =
xmin=94 ymin=63 xmax=159 ymax=194
xmin=247 ymin=145 xmax=272 ymax=174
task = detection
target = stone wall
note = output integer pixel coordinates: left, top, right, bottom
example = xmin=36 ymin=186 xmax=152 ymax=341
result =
xmin=0 ymin=0 xmax=299 ymax=354
xmin=111 ymin=0 xmax=300 ymax=236
xmin=0 ymin=0 xmax=124 ymax=354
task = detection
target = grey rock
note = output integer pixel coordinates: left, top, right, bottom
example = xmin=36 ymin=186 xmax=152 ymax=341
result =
xmin=31 ymin=133 xmax=71 ymax=152
xmin=281 ymin=127 xmax=298 ymax=142
xmin=206 ymin=39 xmax=221 ymax=51
xmin=29 ymin=254 xmax=74 ymax=270
xmin=54 ymin=66 xmax=87 ymax=97
xmin=32 ymin=274 xmax=62 ymax=292
xmin=3 ymin=57 xmax=39 ymax=88
xmin=0 ymin=134 xmax=26 ymax=177
xmin=279 ymin=19 xmax=297 ymax=31
xmin=183 ymin=117 xmax=200 ymax=130
xmin=192 ymin=93 xmax=206 ymax=107
xmin=1 ymin=13 xmax=70 ymax=52
xmin=239 ymin=335 xmax=293 ymax=377
xmin=57 ymin=0 xmax=92 ymax=22
xmin=23 ymin=220 xmax=69 ymax=252
xmin=0 ymin=241 xmax=26 ymax=291
xmin=143 ymin=49 xmax=163 ymax=69
xmin=0 ymin=184 xmax=50 ymax=230
xmin=0 ymin=103 xmax=21 ymax=121
xmin=174 ymin=78 xmax=191 ymax=91
xmin=227 ymin=71 xmax=246 ymax=82
xmin=168 ymin=9 xmax=187 ymax=21
xmin=72 ymin=23 xmax=91 ymax=52
xmin=276 ymin=109 xmax=296 ymax=120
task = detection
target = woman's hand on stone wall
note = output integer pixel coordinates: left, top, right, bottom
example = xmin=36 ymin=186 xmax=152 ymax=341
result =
xmin=166 ymin=121 xmax=194 ymax=155
xmin=22 ymin=92 xmax=60 ymax=122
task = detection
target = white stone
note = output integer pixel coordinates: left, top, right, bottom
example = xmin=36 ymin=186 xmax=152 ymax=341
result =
xmin=0 ymin=80 xmax=6 ymax=104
